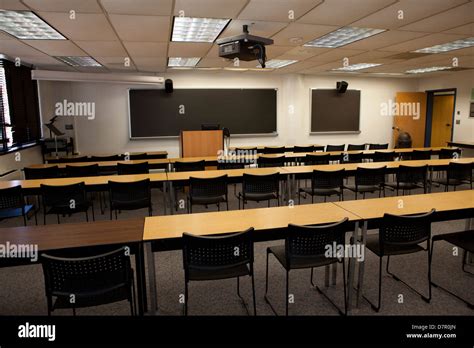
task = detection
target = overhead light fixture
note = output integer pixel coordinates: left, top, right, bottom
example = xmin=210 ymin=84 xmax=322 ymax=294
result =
xmin=406 ymin=66 xmax=452 ymax=74
xmin=304 ymin=27 xmax=385 ymax=48
xmin=172 ymin=17 xmax=230 ymax=43
xmin=262 ymin=60 xmax=298 ymax=69
xmin=0 ymin=10 xmax=65 ymax=40
xmin=168 ymin=57 xmax=201 ymax=67
xmin=413 ymin=37 xmax=474 ymax=53
xmin=333 ymin=63 xmax=382 ymax=71
xmin=55 ymin=56 xmax=102 ymax=67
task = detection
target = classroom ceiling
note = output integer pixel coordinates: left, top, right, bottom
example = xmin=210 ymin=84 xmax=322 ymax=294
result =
xmin=0 ymin=0 xmax=473 ymax=77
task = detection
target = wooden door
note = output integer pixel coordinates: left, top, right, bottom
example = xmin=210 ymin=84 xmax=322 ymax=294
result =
xmin=430 ymin=95 xmax=454 ymax=147
xmin=392 ymin=92 xmax=427 ymax=147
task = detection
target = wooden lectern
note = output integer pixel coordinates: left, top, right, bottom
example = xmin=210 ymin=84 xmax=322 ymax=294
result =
xmin=180 ymin=130 xmax=224 ymax=157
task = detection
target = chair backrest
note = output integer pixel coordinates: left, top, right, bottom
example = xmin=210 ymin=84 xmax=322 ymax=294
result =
xmin=108 ymin=179 xmax=151 ymax=206
xmin=368 ymin=143 xmax=389 ymax=150
xmin=41 ymin=182 xmax=87 ymax=208
xmin=242 ymin=173 xmax=279 ymax=196
xmin=257 ymin=155 xmax=285 ymax=168
xmin=447 ymin=162 xmax=473 ymax=182
xmin=286 ymin=218 xmax=349 ymax=267
xmin=65 ymin=164 xmax=99 ymax=178
xmin=293 ymin=145 xmax=314 ymax=153
xmin=0 ymin=185 xmax=23 ymax=210
xmin=405 ymin=150 xmax=431 ymax=160
xmin=262 ymin=146 xmax=285 ymax=154
xmin=41 ymin=246 xmax=132 ymax=297
xmin=379 ymin=210 xmax=435 ymax=255
xmin=347 ymin=144 xmax=366 ymax=151
xmin=59 ymin=156 xmax=88 ymax=163
xmin=24 ymin=166 xmax=59 ymax=180
xmin=117 ymin=162 xmax=149 ymax=175
xmin=90 ymin=155 xmax=121 ymax=162
xmin=439 ymin=148 xmax=461 ymax=159
xmin=304 ymin=153 xmax=331 ymax=165
xmin=373 ymin=151 xmax=396 ymax=162
xmin=313 ymin=146 xmax=325 ymax=152
xmin=345 ymin=152 xmax=364 ymax=163
xmin=325 ymin=144 xmax=345 ymax=152
xmin=397 ymin=165 xmax=428 ymax=184
xmin=182 ymin=228 xmax=254 ymax=276
xmin=174 ymin=160 xmax=206 ymax=172
xmin=234 ymin=147 xmax=257 ymax=154
xmin=311 ymin=169 xmax=345 ymax=190
xmin=217 ymin=162 xmax=245 ymax=170
xmin=355 ymin=166 xmax=386 ymax=186
xmin=129 ymin=153 xmax=148 ymax=160
xmin=190 ymin=175 xmax=228 ymax=199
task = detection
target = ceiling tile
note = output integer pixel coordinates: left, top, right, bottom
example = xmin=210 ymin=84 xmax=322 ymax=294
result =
xmin=95 ymin=56 xmax=137 ymax=71
xmin=0 ymin=39 xmax=49 ymax=57
xmin=439 ymin=46 xmax=474 ymax=56
xmin=0 ymin=32 xmax=15 ymax=40
xmin=108 ymin=15 xmax=170 ymax=42
xmin=307 ymin=48 xmax=365 ymax=64
xmin=271 ymin=23 xmax=338 ymax=46
xmin=123 ymin=42 xmax=168 ymax=57
xmin=219 ymin=20 xmax=287 ymax=39
xmin=238 ymin=0 xmax=322 ymax=22
xmin=443 ymin=22 xmax=474 ymax=35
xmin=101 ymin=0 xmax=173 ymax=16
xmin=271 ymin=59 xmax=320 ymax=73
xmin=134 ymin=57 xmax=167 ymax=72
xmin=342 ymin=30 xmax=428 ymax=50
xmin=0 ymin=0 xmax=29 ymax=10
xmin=23 ymin=0 xmax=103 ymax=13
xmin=265 ymin=45 xmax=297 ymax=59
xmin=376 ymin=33 xmax=466 ymax=52
xmin=168 ymin=42 xmax=212 ymax=57
xmin=174 ymin=0 xmax=248 ymax=18
xmin=298 ymin=0 xmax=397 ymax=26
xmin=399 ymin=1 xmax=474 ymax=32
xmin=197 ymin=57 xmax=231 ymax=68
xmin=37 ymin=12 xmax=118 ymax=40
xmin=74 ymin=41 xmax=127 ymax=56
xmin=276 ymin=46 xmax=329 ymax=60
xmin=23 ymin=40 xmax=87 ymax=56
xmin=345 ymin=50 xmax=396 ymax=61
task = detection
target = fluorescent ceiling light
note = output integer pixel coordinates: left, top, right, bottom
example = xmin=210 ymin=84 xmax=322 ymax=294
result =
xmin=168 ymin=57 xmax=201 ymax=67
xmin=406 ymin=66 xmax=452 ymax=74
xmin=262 ymin=60 xmax=298 ymax=69
xmin=55 ymin=56 xmax=102 ymax=67
xmin=304 ymin=27 xmax=385 ymax=48
xmin=414 ymin=37 xmax=474 ymax=53
xmin=0 ymin=10 xmax=65 ymax=40
xmin=172 ymin=17 xmax=230 ymax=42
xmin=333 ymin=63 xmax=382 ymax=71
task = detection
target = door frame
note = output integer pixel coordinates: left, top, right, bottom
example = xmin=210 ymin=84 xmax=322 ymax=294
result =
xmin=424 ymin=88 xmax=457 ymax=147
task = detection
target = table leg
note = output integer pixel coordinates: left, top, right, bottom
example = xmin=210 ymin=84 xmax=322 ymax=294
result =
xmin=169 ymin=181 xmax=175 ymax=215
xmin=465 ymin=218 xmax=473 ymax=265
xmin=332 ymin=262 xmax=337 ymax=286
xmin=135 ymin=242 xmax=147 ymax=316
xmin=162 ymin=181 xmax=167 ymax=216
xmin=356 ymin=220 xmax=368 ymax=307
xmin=145 ymin=242 xmax=158 ymax=314
xmin=346 ymin=221 xmax=360 ymax=312
xmin=325 ymin=265 xmax=330 ymax=287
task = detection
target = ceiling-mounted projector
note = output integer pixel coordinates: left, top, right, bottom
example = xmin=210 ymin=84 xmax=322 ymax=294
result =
xmin=216 ymin=25 xmax=273 ymax=68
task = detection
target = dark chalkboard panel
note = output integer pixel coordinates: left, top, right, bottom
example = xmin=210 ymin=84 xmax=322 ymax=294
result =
xmin=310 ymin=89 xmax=360 ymax=133
xmin=129 ymin=88 xmax=277 ymax=138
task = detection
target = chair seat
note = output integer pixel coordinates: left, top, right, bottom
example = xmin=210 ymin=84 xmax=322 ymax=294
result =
xmin=365 ymin=234 xmax=425 ymax=256
xmin=432 ymin=230 xmax=474 ymax=253
xmin=344 ymin=184 xmax=380 ymax=193
xmin=385 ymin=182 xmax=423 ymax=190
xmin=191 ymin=195 xmax=226 ymax=205
xmin=53 ymin=286 xmax=130 ymax=310
xmin=188 ymin=264 xmax=250 ymax=281
xmin=299 ymin=187 xmax=341 ymax=196
xmin=241 ymin=192 xmax=277 ymax=201
xmin=268 ymin=245 xmax=337 ymax=270
xmin=432 ymin=178 xmax=467 ymax=186
xmin=46 ymin=203 xmax=90 ymax=215
xmin=0 ymin=205 xmax=34 ymax=219
xmin=111 ymin=199 xmax=149 ymax=211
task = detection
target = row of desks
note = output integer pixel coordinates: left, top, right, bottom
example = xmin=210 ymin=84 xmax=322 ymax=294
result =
xmin=44 ymin=151 xmax=168 ymax=163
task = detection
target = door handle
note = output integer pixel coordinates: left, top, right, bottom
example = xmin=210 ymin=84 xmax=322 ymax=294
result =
xmin=446 ymin=123 xmax=451 ymax=127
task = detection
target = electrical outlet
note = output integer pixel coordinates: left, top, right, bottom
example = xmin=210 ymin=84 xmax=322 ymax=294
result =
xmin=456 ymin=120 xmax=461 ymax=125
xmin=65 ymin=124 xmax=74 ymax=130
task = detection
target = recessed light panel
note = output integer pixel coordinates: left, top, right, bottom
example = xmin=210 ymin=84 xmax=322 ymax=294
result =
xmin=333 ymin=63 xmax=382 ymax=71
xmin=263 ymin=60 xmax=298 ymax=69
xmin=406 ymin=66 xmax=452 ymax=74
xmin=0 ymin=10 xmax=65 ymax=40
xmin=55 ymin=56 xmax=102 ymax=67
xmin=304 ymin=27 xmax=385 ymax=48
xmin=168 ymin=57 xmax=201 ymax=67
xmin=414 ymin=37 xmax=474 ymax=53
xmin=172 ymin=17 xmax=230 ymax=43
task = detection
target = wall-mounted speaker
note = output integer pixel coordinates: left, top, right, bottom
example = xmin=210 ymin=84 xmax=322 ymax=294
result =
xmin=165 ymin=79 xmax=173 ymax=93
xmin=336 ymin=81 xmax=348 ymax=93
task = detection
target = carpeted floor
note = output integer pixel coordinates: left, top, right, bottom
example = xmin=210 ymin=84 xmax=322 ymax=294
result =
xmin=0 ymin=179 xmax=472 ymax=316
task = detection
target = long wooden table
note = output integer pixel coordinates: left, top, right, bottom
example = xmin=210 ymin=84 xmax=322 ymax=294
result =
xmin=45 ymin=151 xmax=168 ymax=163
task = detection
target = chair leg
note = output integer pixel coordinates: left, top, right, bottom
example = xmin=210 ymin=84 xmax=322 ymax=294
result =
xmin=184 ymin=281 xmax=189 ymax=316
xmin=363 ymin=256 xmax=382 ymax=312
xmin=85 ymin=210 xmax=89 ymax=222
xmin=251 ymin=271 xmax=257 ymax=316
xmin=236 ymin=277 xmax=251 ymax=315
xmin=91 ymin=201 xmax=95 ymax=221
xmin=57 ymin=214 xmax=60 ymax=224
xmin=285 ymin=270 xmax=289 ymax=316
xmin=264 ymin=250 xmax=278 ymax=316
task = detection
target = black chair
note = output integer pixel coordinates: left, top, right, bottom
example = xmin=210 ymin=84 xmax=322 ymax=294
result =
xmin=298 ymin=169 xmax=345 ymax=204
xmin=108 ymin=179 xmax=152 ymax=220
xmin=347 ymin=144 xmax=366 ymax=151
xmin=65 ymin=164 xmax=99 ymax=178
xmin=58 ymin=156 xmax=88 ymax=163
xmin=117 ymin=162 xmax=149 ymax=175
xmin=265 ymin=218 xmax=349 ymax=316
xmin=313 ymin=146 xmax=325 ymax=151
xmin=0 ymin=186 xmax=36 ymax=226
xmin=363 ymin=210 xmax=435 ymax=312
xmin=24 ymin=166 xmax=60 ymax=180
xmin=431 ymin=230 xmax=474 ymax=308
xmin=385 ymin=165 xmax=428 ymax=196
xmin=372 ymin=151 xmax=396 ymax=162
xmin=344 ymin=152 xmax=364 ymax=163
xmin=238 ymin=173 xmax=279 ymax=209
xmin=439 ymin=148 xmax=461 ymax=159
xmin=369 ymin=143 xmax=389 ymax=150
xmin=234 ymin=147 xmax=257 ymax=155
xmin=257 ymin=155 xmax=285 ymax=168
xmin=326 ymin=145 xmax=345 ymax=152
xmin=303 ymin=153 xmax=331 ymax=165
xmin=90 ymin=155 xmax=121 ymax=162
xmin=344 ymin=166 xmax=386 ymax=200
xmin=293 ymin=145 xmax=314 ymax=153
xmin=41 ymin=246 xmax=136 ymax=315
xmin=217 ymin=162 xmax=245 ymax=170
xmin=188 ymin=175 xmax=228 ymax=213
xmin=432 ymin=162 xmax=473 ymax=191
xmin=262 ymin=146 xmax=285 ymax=154
xmin=129 ymin=153 xmax=148 ymax=160
xmin=173 ymin=160 xmax=206 ymax=172
xmin=182 ymin=228 xmax=256 ymax=315
xmin=404 ymin=150 xmax=431 ymax=161
xmin=41 ymin=182 xmax=93 ymax=224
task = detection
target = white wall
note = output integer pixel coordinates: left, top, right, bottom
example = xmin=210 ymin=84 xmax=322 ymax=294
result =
xmin=417 ymin=70 xmax=474 ymax=143
xmin=37 ymin=72 xmax=420 ymax=157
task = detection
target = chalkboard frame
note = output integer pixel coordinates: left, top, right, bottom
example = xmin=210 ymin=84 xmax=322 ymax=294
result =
xmin=127 ymin=87 xmax=279 ymax=139
xmin=309 ymin=88 xmax=362 ymax=135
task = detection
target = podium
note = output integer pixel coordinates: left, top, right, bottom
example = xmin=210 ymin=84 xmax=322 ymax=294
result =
xmin=180 ymin=130 xmax=224 ymax=157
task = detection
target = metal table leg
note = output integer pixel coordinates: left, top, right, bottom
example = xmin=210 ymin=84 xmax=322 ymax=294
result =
xmin=346 ymin=221 xmax=360 ymax=312
xmin=145 ymin=242 xmax=158 ymax=314
xmin=135 ymin=242 xmax=147 ymax=316
xmin=356 ymin=220 xmax=368 ymax=307
xmin=169 ymin=181 xmax=175 ymax=215
xmin=162 ymin=181 xmax=167 ymax=216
